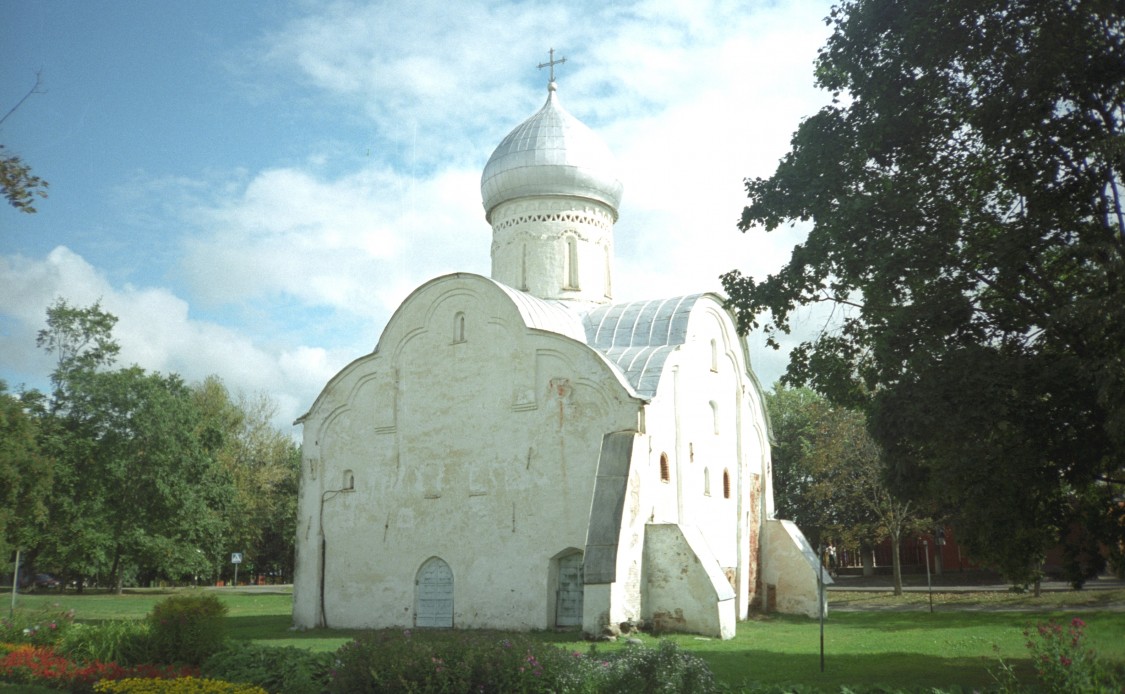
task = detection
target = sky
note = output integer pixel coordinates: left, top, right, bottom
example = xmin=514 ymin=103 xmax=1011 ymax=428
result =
xmin=1 ymin=0 xmax=835 ymax=434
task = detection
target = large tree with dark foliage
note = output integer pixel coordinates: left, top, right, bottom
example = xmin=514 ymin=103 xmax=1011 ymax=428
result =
xmin=723 ymin=0 xmax=1125 ymax=585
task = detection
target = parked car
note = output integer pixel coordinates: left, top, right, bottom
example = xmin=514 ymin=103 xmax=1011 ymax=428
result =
xmin=33 ymin=573 xmax=60 ymax=589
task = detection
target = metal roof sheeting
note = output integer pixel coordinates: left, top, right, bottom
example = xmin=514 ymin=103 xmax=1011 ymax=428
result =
xmin=481 ymin=84 xmax=623 ymax=220
xmin=491 ymin=281 xmax=589 ymax=343
xmin=582 ymin=295 xmax=705 ymax=399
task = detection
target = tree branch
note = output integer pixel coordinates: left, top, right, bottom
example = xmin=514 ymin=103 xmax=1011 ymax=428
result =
xmin=0 ymin=71 xmax=45 ymax=126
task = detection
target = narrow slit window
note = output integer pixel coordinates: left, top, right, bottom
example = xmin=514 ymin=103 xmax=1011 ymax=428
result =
xmin=521 ymin=242 xmax=529 ymax=291
xmin=564 ymin=236 xmax=580 ymax=289
xmin=604 ymin=244 xmax=612 ymax=298
xmin=710 ymin=339 xmax=719 ymax=372
xmin=453 ymin=312 xmax=466 ymax=343
xmin=710 ymin=400 xmax=720 ymax=435
xmin=659 ymin=453 xmax=670 ymax=483
xmin=343 ymin=469 xmax=355 ymax=491
xmin=704 ymin=467 xmax=711 ymax=496
xmin=723 ymin=469 xmax=731 ymax=499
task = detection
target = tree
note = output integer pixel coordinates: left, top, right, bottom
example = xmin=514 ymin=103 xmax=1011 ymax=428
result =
xmin=33 ymin=299 xmax=122 ymax=588
xmin=1 ymin=74 xmax=49 ymax=213
xmin=36 ymin=298 xmax=120 ymax=409
xmin=34 ymin=301 xmax=235 ymax=591
xmin=0 ymin=146 xmax=49 ymax=213
xmin=808 ymin=404 xmax=928 ymax=595
xmin=68 ymin=367 xmax=232 ymax=592
xmin=722 ymin=0 xmax=1125 ymax=585
xmin=766 ymin=386 xmax=825 ymax=534
xmin=0 ymin=383 xmax=52 ymax=565
xmin=767 ymin=385 xmax=926 ymax=593
xmin=192 ymin=377 xmax=299 ymax=583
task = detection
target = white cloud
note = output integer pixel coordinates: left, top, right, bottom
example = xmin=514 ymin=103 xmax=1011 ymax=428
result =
xmin=0 ymin=247 xmax=334 ymax=433
xmin=1 ymin=0 xmax=839 ymax=430
xmin=181 ymin=164 xmax=490 ymax=318
xmin=203 ymin=0 xmax=835 ymax=389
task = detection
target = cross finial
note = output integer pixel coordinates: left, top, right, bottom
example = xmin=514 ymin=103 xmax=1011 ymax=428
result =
xmin=537 ymin=48 xmax=567 ymax=83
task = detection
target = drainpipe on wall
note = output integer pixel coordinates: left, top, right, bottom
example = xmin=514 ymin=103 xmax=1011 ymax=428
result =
xmin=672 ymin=366 xmax=683 ymax=524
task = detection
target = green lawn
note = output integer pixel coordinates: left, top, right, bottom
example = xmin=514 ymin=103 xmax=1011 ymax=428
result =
xmin=7 ymin=586 xmax=1125 ymax=690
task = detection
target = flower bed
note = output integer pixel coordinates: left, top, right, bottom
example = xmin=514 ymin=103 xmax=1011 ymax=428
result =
xmin=0 ymin=644 xmax=196 ymax=693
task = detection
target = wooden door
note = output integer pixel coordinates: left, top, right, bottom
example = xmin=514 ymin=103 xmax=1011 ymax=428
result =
xmin=415 ymin=557 xmax=453 ymax=627
xmin=555 ymin=553 xmax=583 ymax=626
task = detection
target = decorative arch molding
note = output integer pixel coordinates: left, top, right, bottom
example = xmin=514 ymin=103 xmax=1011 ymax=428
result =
xmin=490 ymin=197 xmax=616 ymax=232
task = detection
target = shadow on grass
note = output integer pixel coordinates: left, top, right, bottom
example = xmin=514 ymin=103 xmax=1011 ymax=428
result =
xmin=828 ymin=610 xmax=1034 ymax=632
xmin=692 ymin=647 xmax=1034 ymax=690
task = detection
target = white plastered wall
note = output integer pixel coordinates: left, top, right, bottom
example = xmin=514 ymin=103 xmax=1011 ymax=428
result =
xmin=293 ymin=274 xmax=641 ymax=630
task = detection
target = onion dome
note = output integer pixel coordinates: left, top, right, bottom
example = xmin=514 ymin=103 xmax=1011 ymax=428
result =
xmin=481 ymin=81 xmax=624 ymax=222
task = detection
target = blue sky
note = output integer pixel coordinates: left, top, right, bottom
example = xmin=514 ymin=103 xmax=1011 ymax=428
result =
xmin=1 ymin=0 xmax=833 ymax=431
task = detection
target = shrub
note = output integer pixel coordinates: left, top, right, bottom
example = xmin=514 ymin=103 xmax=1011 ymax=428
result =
xmin=93 ymin=676 xmax=269 ymax=694
xmin=589 ymin=640 xmax=718 ymax=694
xmin=59 ymin=620 xmax=154 ymax=666
xmin=329 ymin=630 xmax=585 ymax=693
xmin=0 ymin=604 xmax=76 ymax=646
xmin=328 ymin=630 xmax=718 ymax=694
xmin=147 ymin=593 xmax=228 ymax=666
xmin=202 ymin=641 xmax=334 ymax=694
xmin=1024 ymin=617 xmax=1122 ymax=693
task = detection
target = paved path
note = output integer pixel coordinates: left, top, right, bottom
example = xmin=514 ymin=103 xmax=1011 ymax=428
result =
xmin=827 ymin=574 xmax=1125 ymax=593
xmin=826 ymin=573 xmax=1125 ymax=611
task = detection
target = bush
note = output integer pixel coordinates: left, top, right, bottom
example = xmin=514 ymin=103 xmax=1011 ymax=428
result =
xmin=329 ymin=630 xmax=583 ymax=693
xmin=328 ymin=630 xmax=718 ymax=694
xmin=0 ymin=604 xmax=75 ymax=646
xmin=202 ymin=642 xmax=334 ymax=694
xmin=1024 ymin=617 xmax=1123 ymax=693
xmin=146 ymin=593 xmax=228 ymax=666
xmin=58 ymin=620 xmax=154 ymax=666
xmin=592 ymin=639 xmax=718 ymax=694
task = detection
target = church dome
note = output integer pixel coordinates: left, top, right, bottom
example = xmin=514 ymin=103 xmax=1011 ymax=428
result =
xmin=481 ymin=82 xmax=624 ymax=222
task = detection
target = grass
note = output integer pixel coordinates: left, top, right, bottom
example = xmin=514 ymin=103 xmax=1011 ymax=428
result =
xmin=675 ymin=610 xmax=1125 ymax=690
xmin=6 ymin=585 xmax=1125 ymax=690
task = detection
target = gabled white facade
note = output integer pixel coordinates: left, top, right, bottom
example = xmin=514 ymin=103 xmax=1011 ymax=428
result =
xmin=292 ymin=77 xmax=823 ymax=638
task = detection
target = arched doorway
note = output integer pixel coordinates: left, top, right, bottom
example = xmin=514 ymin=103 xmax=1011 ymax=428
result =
xmin=415 ymin=557 xmax=453 ymax=627
xmin=555 ymin=552 xmax=583 ymax=626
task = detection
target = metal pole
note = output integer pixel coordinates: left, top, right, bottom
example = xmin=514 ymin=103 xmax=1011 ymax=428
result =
xmin=9 ymin=548 xmax=20 ymax=620
xmin=818 ymin=544 xmax=825 ymax=672
xmin=923 ymin=540 xmax=933 ymax=613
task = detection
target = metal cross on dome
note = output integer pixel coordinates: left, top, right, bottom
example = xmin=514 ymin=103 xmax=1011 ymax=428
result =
xmin=537 ymin=48 xmax=567 ymax=82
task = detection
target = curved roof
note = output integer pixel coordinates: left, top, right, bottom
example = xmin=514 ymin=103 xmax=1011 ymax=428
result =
xmin=582 ymin=295 xmax=706 ymax=399
xmin=490 ymin=279 xmax=588 ymax=343
xmin=297 ymin=279 xmax=726 ymax=424
xmin=480 ymin=82 xmax=624 ymax=222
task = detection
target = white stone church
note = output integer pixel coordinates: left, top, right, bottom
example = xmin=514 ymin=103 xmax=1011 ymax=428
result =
xmin=292 ymin=70 xmax=823 ymax=639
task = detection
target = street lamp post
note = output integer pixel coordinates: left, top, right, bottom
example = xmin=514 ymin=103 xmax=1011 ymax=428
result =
xmin=923 ymin=540 xmax=933 ymax=613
